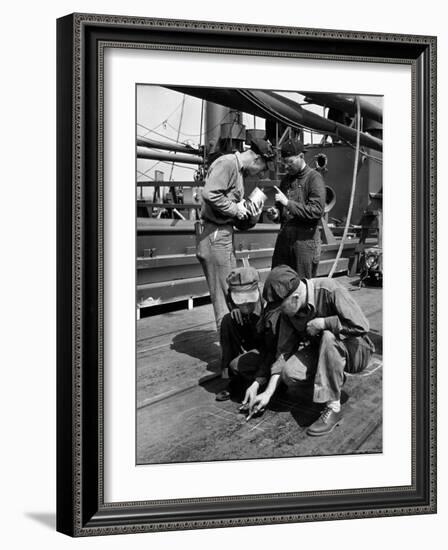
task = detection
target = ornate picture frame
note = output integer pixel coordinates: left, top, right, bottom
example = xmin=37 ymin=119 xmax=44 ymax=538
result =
xmin=56 ymin=13 xmax=436 ymax=536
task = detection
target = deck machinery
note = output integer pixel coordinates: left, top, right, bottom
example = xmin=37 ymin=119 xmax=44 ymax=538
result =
xmin=136 ymin=89 xmax=382 ymax=311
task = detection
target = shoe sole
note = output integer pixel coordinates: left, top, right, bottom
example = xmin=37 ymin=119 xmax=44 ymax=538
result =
xmin=306 ymin=418 xmax=343 ymax=437
xmin=215 ymin=390 xmax=231 ymax=402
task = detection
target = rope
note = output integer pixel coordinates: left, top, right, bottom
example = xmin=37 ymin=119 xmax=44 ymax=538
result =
xmin=136 ymin=160 xmax=162 ymax=176
xmin=328 ymin=96 xmax=361 ymax=278
xmin=168 ymin=94 xmax=187 ymax=184
xmin=136 ymin=170 xmax=154 ymax=180
xmin=138 ymin=98 xmax=184 ymax=136
xmin=164 ymin=112 xmax=230 ymax=139
xmin=137 ymin=123 xmax=184 ymax=145
xmin=341 ymin=138 xmax=383 ymax=165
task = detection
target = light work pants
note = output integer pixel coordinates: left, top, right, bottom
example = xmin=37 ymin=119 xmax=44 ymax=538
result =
xmin=196 ymin=221 xmax=236 ymax=333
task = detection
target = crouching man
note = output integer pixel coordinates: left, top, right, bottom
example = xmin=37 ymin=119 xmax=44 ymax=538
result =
xmin=217 ymin=266 xmax=277 ymax=403
xmin=249 ymin=265 xmax=375 ymax=436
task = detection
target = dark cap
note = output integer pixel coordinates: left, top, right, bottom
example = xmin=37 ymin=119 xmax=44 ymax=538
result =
xmin=262 ymin=265 xmax=300 ymax=303
xmin=249 ymin=138 xmax=275 ymax=161
xmin=227 ymin=267 xmax=260 ymax=304
xmin=281 ymin=139 xmax=305 ymax=158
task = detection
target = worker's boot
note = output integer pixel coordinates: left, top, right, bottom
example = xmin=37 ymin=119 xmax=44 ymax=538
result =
xmin=306 ymin=406 xmax=343 ymax=436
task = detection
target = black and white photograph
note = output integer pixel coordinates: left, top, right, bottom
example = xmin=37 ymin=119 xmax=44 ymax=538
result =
xmin=136 ymin=85 xmax=383 ymax=465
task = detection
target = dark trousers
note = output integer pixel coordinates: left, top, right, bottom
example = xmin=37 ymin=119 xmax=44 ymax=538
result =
xmin=196 ymin=222 xmax=236 ymax=333
xmin=220 ymin=312 xmax=259 ymax=372
xmin=272 ymin=224 xmax=321 ymax=278
xmin=281 ymin=330 xmax=374 ymax=403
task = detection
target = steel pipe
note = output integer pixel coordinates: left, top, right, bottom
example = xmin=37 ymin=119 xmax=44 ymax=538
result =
xmin=301 ymin=92 xmax=382 ymax=123
xmin=137 ymin=147 xmax=204 ymax=165
xmin=167 ymin=86 xmax=382 ymax=152
xmin=137 ymin=136 xmax=201 ymax=155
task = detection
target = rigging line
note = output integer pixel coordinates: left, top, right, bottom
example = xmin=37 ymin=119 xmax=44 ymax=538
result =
xmin=140 ymin=120 xmax=168 ymax=137
xmin=136 ymin=123 xmax=184 ymax=144
xmin=340 ymin=138 xmax=383 ymax=164
xmin=148 ymin=160 xmax=198 ymax=171
xmin=137 ymin=160 xmax=163 ymax=175
xmin=169 ymin=94 xmax=187 ymax=183
xmin=137 ymin=170 xmax=155 ymax=179
xmin=137 ymin=98 xmax=184 ymax=136
xmin=164 ymin=112 xmax=230 ymax=138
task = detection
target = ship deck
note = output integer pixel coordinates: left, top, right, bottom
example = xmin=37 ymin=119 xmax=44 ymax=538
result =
xmin=137 ymin=275 xmax=383 ymax=465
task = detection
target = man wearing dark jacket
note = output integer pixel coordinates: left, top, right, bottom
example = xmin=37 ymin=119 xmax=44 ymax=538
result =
xmin=217 ymin=266 xmax=278 ymax=404
xmin=248 ymin=265 xmax=375 ymax=436
xmin=269 ymin=139 xmax=326 ymax=278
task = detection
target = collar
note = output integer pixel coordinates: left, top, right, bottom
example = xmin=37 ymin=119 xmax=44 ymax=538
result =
xmin=234 ymin=151 xmax=244 ymax=172
xmin=296 ymin=279 xmax=316 ymax=316
xmin=302 ymin=279 xmax=315 ymax=313
xmin=296 ymin=163 xmax=310 ymax=177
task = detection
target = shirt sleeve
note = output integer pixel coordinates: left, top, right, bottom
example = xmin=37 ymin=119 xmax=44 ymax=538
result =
xmin=285 ymin=172 xmax=326 ymax=221
xmin=324 ymin=286 xmax=370 ymax=337
xmin=201 ymin=158 xmax=239 ymax=218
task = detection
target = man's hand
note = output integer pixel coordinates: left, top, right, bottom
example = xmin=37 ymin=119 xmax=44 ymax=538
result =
xmin=246 ymin=392 xmax=271 ymax=420
xmin=246 ymin=201 xmax=263 ymax=218
xmin=266 ymin=206 xmax=280 ymax=221
xmin=230 ymin=308 xmax=244 ymax=326
xmin=236 ymin=201 xmax=249 ymax=220
xmin=274 ymin=186 xmax=288 ymax=206
xmin=239 ymin=382 xmax=259 ymax=414
xmin=306 ymin=317 xmax=326 ymax=337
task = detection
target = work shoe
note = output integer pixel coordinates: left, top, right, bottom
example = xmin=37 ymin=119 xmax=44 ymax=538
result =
xmin=306 ymin=407 xmax=343 ymax=436
xmin=215 ymin=377 xmax=244 ymax=402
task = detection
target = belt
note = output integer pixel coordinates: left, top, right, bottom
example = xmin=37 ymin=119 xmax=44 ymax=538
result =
xmin=202 ymin=218 xmax=233 ymax=227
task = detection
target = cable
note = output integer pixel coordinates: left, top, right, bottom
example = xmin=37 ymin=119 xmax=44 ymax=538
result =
xmin=136 ymin=160 xmax=163 ymax=175
xmin=137 ymin=98 xmax=184 ymax=136
xmin=136 ymin=170 xmax=154 ymax=180
xmin=340 ymin=138 xmax=383 ymax=165
xmin=137 ymin=123 xmax=184 ymax=144
xmin=169 ymin=94 xmax=187 ymax=185
xmin=164 ymin=112 xmax=230 ymax=139
xmin=328 ymin=97 xmax=361 ymax=278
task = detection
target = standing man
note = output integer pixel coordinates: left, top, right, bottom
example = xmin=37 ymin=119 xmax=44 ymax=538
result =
xmin=269 ymin=139 xmax=326 ymax=278
xmin=197 ymin=139 xmax=274 ymax=333
xmin=248 ymin=265 xmax=375 ymax=436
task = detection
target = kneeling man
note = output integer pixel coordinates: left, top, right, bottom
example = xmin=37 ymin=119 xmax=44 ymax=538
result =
xmin=249 ymin=265 xmax=375 ymax=436
xmin=217 ymin=266 xmax=277 ymax=403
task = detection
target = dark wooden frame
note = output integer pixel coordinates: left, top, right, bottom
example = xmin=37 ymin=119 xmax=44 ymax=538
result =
xmin=57 ymin=13 xmax=437 ymax=536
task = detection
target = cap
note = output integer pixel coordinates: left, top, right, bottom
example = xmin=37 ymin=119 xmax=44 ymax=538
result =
xmin=227 ymin=267 xmax=260 ymax=304
xmin=262 ymin=265 xmax=300 ymax=303
xmin=249 ymin=138 xmax=275 ymax=161
xmin=281 ymin=139 xmax=305 ymax=158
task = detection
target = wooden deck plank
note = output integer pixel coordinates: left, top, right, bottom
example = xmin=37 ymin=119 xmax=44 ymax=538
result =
xmin=137 ymin=304 xmax=217 ymax=342
xmin=137 ymin=332 xmax=220 ymax=405
xmin=137 ymin=368 xmax=382 ymax=464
